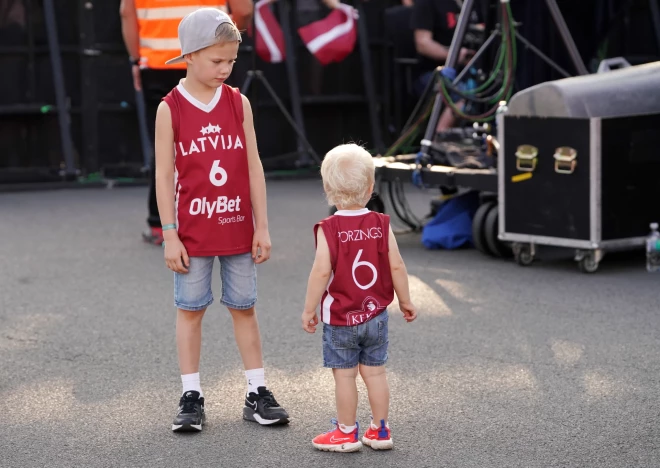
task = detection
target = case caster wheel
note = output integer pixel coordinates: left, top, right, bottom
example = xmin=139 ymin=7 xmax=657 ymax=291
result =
xmin=483 ymin=205 xmax=512 ymax=258
xmin=513 ymin=243 xmax=535 ymax=266
xmin=577 ymin=251 xmax=600 ymax=273
xmin=472 ymin=201 xmax=495 ymax=256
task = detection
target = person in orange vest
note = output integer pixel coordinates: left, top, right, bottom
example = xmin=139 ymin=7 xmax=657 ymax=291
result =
xmin=120 ymin=0 xmax=254 ymax=245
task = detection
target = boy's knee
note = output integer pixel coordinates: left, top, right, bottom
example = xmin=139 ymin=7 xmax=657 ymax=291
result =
xmin=228 ymin=306 xmax=256 ymax=317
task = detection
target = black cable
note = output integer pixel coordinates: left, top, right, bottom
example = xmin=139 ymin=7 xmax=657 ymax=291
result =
xmin=396 ymin=178 xmax=424 ymax=227
xmin=387 ymin=179 xmax=418 ymax=230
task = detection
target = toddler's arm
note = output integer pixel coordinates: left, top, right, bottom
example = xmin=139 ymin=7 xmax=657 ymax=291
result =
xmin=387 ymin=226 xmax=417 ymax=322
xmin=301 ymin=228 xmax=333 ymax=333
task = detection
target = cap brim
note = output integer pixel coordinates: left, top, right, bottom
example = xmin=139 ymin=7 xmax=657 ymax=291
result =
xmin=165 ymin=55 xmax=185 ymax=65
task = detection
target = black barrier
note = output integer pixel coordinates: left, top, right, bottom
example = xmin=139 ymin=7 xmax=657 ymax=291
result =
xmin=0 ymin=0 xmax=400 ymax=186
xmin=1 ymin=0 xmax=657 ymax=187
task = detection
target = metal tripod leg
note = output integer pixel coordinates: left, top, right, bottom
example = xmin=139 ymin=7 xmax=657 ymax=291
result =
xmin=251 ymin=71 xmax=322 ymax=165
xmin=514 ymin=30 xmax=571 ymax=78
xmin=544 ymin=0 xmax=589 ymax=75
xmin=44 ymin=0 xmax=77 ymax=177
xmin=277 ymin=0 xmax=310 ymax=167
xmin=649 ymin=0 xmax=660 ymax=55
xmin=241 ymin=70 xmax=256 ymax=94
xmin=356 ymin=0 xmax=384 ymax=153
xmin=419 ymin=0 xmax=476 ymax=161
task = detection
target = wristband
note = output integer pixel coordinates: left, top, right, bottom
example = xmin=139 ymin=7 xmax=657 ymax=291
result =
xmin=162 ymin=224 xmax=177 ymax=231
xmin=129 ymin=56 xmax=140 ymax=66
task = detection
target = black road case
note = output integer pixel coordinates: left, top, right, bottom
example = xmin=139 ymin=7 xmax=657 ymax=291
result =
xmin=497 ymin=62 xmax=660 ymax=272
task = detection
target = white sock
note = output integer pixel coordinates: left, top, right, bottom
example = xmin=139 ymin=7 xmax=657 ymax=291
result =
xmin=339 ymin=423 xmax=356 ymax=434
xmin=181 ymin=372 xmax=203 ymax=398
xmin=245 ymin=368 xmax=265 ymax=395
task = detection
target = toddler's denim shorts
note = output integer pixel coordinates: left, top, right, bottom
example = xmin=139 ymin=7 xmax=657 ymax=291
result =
xmin=322 ymin=311 xmax=389 ymax=369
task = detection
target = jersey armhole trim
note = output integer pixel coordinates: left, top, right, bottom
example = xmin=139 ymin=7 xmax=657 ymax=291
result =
xmin=230 ymin=86 xmax=245 ymax=123
xmin=162 ymin=96 xmax=179 ymax=143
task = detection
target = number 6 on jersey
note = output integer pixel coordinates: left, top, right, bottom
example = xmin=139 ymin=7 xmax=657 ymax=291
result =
xmin=209 ymin=160 xmax=228 ymax=187
xmin=352 ymin=249 xmax=377 ymax=290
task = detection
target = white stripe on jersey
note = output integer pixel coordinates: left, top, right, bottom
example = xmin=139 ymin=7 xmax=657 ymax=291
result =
xmin=322 ymin=272 xmax=335 ymax=324
xmin=174 ymin=166 xmax=180 ymax=228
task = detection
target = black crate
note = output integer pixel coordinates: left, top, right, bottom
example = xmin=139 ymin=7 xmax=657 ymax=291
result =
xmin=500 ymin=114 xmax=660 ymax=249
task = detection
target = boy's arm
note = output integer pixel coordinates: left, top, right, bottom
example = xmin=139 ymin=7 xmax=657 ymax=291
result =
xmin=155 ymin=102 xmax=176 ymax=229
xmin=387 ymin=225 xmax=417 ymax=321
xmin=242 ymin=94 xmax=271 ymax=264
xmin=301 ymin=228 xmax=333 ymax=333
xmin=155 ymin=102 xmax=189 ymax=273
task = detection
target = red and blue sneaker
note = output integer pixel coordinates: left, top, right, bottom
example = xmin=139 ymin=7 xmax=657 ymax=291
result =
xmin=362 ymin=418 xmax=393 ymax=450
xmin=312 ymin=419 xmax=362 ymax=453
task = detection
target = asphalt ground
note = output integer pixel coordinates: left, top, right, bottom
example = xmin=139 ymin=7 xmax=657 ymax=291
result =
xmin=0 ymin=180 xmax=658 ymax=467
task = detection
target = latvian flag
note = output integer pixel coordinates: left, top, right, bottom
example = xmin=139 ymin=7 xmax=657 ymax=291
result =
xmin=252 ymin=0 xmax=285 ymax=63
xmin=298 ymin=4 xmax=358 ymax=66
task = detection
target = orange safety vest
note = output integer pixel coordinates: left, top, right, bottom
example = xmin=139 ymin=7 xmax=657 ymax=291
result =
xmin=136 ymin=0 xmax=228 ymax=69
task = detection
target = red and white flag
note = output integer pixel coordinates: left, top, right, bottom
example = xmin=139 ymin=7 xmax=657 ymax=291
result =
xmin=298 ymin=4 xmax=358 ymax=66
xmin=251 ymin=0 xmax=285 ymax=63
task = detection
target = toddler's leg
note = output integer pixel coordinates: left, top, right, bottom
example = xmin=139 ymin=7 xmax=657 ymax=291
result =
xmin=359 ymin=364 xmax=393 ymax=450
xmin=359 ymin=364 xmax=389 ymax=424
xmin=333 ymin=367 xmax=359 ymax=427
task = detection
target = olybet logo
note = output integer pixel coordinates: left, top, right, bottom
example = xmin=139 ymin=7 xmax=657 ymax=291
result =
xmin=200 ymin=123 xmax=221 ymax=135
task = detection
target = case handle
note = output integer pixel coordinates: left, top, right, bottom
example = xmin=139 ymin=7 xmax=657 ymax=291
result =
xmin=553 ymin=146 xmax=577 ymax=174
xmin=515 ymin=145 xmax=538 ymax=172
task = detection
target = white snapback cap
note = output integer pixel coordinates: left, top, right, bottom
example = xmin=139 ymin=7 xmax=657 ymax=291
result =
xmin=165 ymin=8 xmax=239 ymax=65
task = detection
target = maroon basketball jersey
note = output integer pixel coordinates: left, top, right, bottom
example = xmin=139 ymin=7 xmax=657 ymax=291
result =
xmin=163 ymin=83 xmax=253 ymax=257
xmin=314 ymin=209 xmax=394 ymax=326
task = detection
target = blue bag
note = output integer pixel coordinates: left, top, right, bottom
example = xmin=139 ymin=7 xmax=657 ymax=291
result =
xmin=421 ymin=191 xmax=480 ymax=250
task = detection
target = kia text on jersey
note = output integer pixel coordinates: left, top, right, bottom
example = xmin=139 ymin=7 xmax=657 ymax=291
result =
xmin=315 ymin=210 xmax=394 ymax=327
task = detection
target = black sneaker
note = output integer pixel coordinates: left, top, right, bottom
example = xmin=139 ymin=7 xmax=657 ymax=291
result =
xmin=243 ymin=386 xmax=290 ymax=426
xmin=172 ymin=391 xmax=205 ymax=432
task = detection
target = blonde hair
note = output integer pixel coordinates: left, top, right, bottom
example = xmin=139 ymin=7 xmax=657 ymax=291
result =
xmin=321 ymin=144 xmax=375 ymax=208
xmin=215 ymin=21 xmax=242 ymax=43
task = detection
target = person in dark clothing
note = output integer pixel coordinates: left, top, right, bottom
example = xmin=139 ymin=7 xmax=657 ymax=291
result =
xmin=411 ymin=0 xmax=476 ymax=131
xmin=120 ymin=0 xmax=254 ymax=246
xmin=140 ymin=70 xmax=186 ymax=242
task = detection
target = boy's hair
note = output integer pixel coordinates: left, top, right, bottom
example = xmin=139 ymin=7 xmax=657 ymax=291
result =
xmin=214 ymin=21 xmax=242 ymax=44
xmin=321 ymin=144 xmax=375 ymax=208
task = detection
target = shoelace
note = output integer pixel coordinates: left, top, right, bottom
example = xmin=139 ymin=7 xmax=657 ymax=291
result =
xmin=260 ymin=390 xmax=279 ymax=408
xmin=324 ymin=418 xmax=339 ymax=434
xmin=180 ymin=399 xmax=199 ymax=414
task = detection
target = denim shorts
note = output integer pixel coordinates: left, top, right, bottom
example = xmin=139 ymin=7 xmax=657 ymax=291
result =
xmin=322 ymin=311 xmax=389 ymax=369
xmin=174 ymin=252 xmax=257 ymax=311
